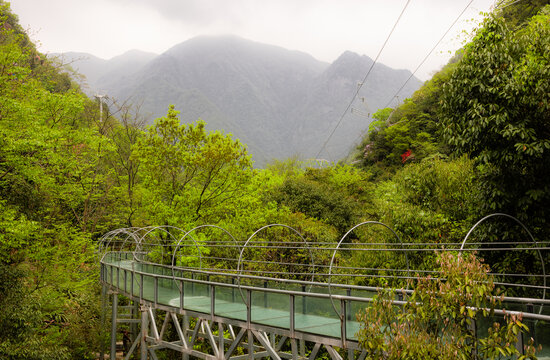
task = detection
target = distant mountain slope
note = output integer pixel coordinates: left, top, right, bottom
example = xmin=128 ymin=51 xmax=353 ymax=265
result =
xmin=55 ymin=50 xmax=157 ymax=93
xmin=56 ymin=36 xmax=422 ymax=165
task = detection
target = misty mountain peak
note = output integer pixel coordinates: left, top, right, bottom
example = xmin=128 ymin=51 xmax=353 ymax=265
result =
xmin=109 ymin=49 xmax=157 ymax=62
xmin=61 ymin=37 xmax=422 ymax=165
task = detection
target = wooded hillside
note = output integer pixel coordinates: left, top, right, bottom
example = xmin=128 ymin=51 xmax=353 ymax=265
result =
xmin=1 ymin=1 xmax=549 ymax=358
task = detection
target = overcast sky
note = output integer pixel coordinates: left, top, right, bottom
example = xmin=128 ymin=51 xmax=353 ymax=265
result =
xmin=12 ymin=0 xmax=497 ymax=81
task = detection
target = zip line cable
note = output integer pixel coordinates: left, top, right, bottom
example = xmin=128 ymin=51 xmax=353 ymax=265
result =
xmin=314 ymin=0 xmax=412 ymax=160
xmin=495 ymin=0 xmax=524 ymax=10
xmin=382 ymin=0 xmax=476 ymax=110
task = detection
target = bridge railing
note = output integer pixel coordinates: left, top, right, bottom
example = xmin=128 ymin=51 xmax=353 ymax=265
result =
xmin=100 ymin=250 xmax=550 ymax=352
xmin=98 ymin=216 xmax=550 ymax=355
xmin=98 ymin=219 xmax=549 ymax=302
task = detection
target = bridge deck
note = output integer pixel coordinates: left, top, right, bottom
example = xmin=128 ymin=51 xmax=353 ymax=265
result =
xmin=104 ymin=258 xmax=363 ymax=341
xmin=101 ymin=254 xmax=550 ymax=358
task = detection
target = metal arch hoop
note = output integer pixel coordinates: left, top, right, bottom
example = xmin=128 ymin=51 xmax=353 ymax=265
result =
xmin=126 ymin=226 xmax=159 ymax=261
xmin=135 ymin=225 xmax=195 ymax=265
xmin=98 ymin=227 xmax=142 ymax=262
xmin=98 ymin=228 xmax=135 ymax=258
xmin=98 ymin=229 xmax=122 ymax=259
xmin=98 ymin=229 xmax=119 ymax=255
xmin=171 ymin=224 xmax=238 ymax=291
xmin=460 ymin=213 xmax=547 ymax=311
xmin=236 ymin=224 xmax=315 ymax=308
xmin=122 ymin=227 xmax=149 ymax=261
xmin=328 ymin=221 xmax=410 ymax=320
xmin=98 ymin=227 xmax=144 ymax=293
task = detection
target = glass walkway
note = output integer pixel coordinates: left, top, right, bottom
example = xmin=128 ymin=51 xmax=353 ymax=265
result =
xmin=99 ymin=219 xmax=550 ymax=359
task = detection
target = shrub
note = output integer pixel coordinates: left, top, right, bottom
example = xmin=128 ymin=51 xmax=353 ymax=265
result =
xmin=356 ymin=252 xmax=539 ymax=359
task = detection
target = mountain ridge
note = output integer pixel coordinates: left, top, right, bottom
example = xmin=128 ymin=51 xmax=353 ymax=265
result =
xmin=55 ymin=36 xmax=423 ymax=165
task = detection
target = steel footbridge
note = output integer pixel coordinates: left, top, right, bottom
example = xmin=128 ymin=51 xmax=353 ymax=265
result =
xmin=99 ymin=215 xmax=550 ymax=360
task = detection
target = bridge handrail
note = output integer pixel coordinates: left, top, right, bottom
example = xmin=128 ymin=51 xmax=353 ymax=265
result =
xmin=103 ymin=251 xmax=391 ymax=294
xmin=100 ymin=260 xmax=550 ymax=323
xmin=102 ymin=249 xmax=550 ymax=299
xmin=100 ymin=256 xmax=550 ymax=306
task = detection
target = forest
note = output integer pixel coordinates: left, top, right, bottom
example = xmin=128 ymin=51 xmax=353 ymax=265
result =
xmin=1 ymin=0 xmax=549 ymax=359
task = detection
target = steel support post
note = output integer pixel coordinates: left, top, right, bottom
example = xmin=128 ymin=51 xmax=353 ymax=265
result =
xmin=340 ymin=299 xmax=347 ymax=349
xmin=302 ymin=285 xmax=306 ymax=314
xmin=248 ymin=329 xmax=254 ymax=360
xmin=180 ymin=279 xmax=184 ymax=310
xmin=141 ymin=306 xmax=149 ymax=360
xmin=100 ymin=284 xmax=107 ymax=360
xmin=515 ymin=328 xmax=524 ymax=355
xmin=140 ymin=274 xmax=144 ymax=301
xmin=218 ymin=321 xmax=224 ymax=359
xmin=211 ymin=286 xmax=216 ymax=322
xmin=111 ymin=293 xmax=118 ymax=360
xmin=291 ymin=338 xmax=298 ymax=360
xmin=154 ymin=277 xmax=158 ymax=306
xmin=131 ymin=301 xmax=139 ymax=345
xmin=469 ymin=318 xmax=477 ymax=358
xmin=182 ymin=315 xmax=190 ymax=360
xmin=290 ymin=295 xmax=295 ymax=338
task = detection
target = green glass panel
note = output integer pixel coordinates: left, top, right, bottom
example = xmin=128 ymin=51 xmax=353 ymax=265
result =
xmin=157 ymin=276 xmax=180 ymax=307
xmin=183 ymin=279 xmax=210 ymax=313
xmin=116 ymin=267 xmax=121 ymax=289
xmin=351 ymin=288 xmax=377 ymax=299
xmin=140 ymin=274 xmax=156 ymax=302
xmin=215 ymin=286 xmax=247 ymax=321
xmin=251 ymin=291 xmax=289 ymax=329
xmin=132 ymin=273 xmax=140 ymax=297
xmin=106 ymin=266 xmax=112 ymax=285
xmin=295 ymin=295 xmax=341 ymax=338
xmin=124 ymin=269 xmax=131 ymax=293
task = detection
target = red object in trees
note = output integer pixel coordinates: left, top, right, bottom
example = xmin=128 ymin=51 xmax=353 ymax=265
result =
xmin=401 ymin=149 xmax=412 ymax=163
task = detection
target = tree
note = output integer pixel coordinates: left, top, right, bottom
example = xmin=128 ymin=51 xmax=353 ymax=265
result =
xmin=356 ymin=252 xmax=539 ymax=359
xmin=272 ymin=165 xmax=373 ymax=234
xmin=0 ymin=4 xmax=112 ymax=357
xmin=134 ymin=105 xmax=253 ymax=225
xmin=441 ymin=7 xmax=550 ymax=235
xmin=496 ymin=0 xmax=550 ymax=28
xmin=355 ymin=63 xmax=454 ymax=173
xmin=104 ymin=98 xmax=147 ymax=227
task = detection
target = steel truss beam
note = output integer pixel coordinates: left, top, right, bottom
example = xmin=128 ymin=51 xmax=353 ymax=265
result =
xmin=107 ymin=292 xmax=365 ymax=360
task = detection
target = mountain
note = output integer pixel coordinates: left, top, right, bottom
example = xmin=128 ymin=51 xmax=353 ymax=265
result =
xmin=56 ymin=36 xmax=422 ymax=165
xmin=55 ymin=50 xmax=157 ymax=93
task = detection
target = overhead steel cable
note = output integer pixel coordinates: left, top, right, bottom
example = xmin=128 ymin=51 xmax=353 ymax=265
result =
xmin=495 ymin=0 xmax=524 ymax=10
xmin=314 ymin=0 xmax=412 ymax=160
xmin=382 ymin=0 xmax=476 ymax=110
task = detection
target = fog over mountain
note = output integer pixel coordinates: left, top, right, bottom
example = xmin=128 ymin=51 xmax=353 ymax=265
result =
xmin=58 ymin=36 xmax=422 ymax=165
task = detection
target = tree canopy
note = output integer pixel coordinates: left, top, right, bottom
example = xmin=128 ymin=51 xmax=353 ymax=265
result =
xmin=1 ymin=0 xmax=549 ymax=358
xmin=441 ymin=7 xmax=550 ymax=233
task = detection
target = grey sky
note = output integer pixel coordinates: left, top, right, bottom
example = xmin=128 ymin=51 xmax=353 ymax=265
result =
xmin=11 ymin=0 xmax=496 ymax=80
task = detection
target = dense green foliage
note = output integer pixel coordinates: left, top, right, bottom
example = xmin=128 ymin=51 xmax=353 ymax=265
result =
xmin=357 ymin=252 xmax=538 ymax=359
xmin=1 ymin=0 xmax=549 ymax=358
xmin=442 ymin=8 xmax=550 ymax=235
xmin=0 ymin=3 xmax=117 ymax=358
xmin=354 ymin=63 xmax=454 ymax=174
xmin=134 ymin=104 xmax=252 ymax=225
xmin=352 ymin=2 xmax=550 ymax=289
xmin=272 ymin=165 xmax=373 ymax=234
